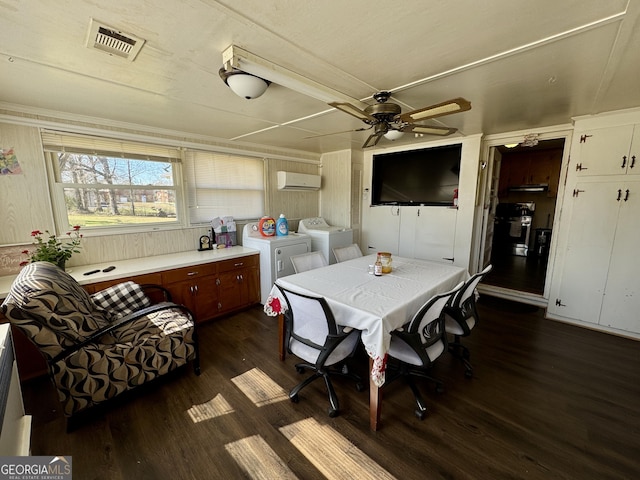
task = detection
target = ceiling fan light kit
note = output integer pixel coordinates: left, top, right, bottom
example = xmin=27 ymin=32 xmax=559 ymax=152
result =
xmin=330 ymin=91 xmax=472 ymax=148
xmin=383 ymin=129 xmax=405 ymax=141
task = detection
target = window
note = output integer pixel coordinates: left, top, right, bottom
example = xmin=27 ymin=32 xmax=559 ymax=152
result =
xmin=42 ymin=131 xmax=182 ymax=232
xmin=184 ymin=150 xmax=264 ymax=224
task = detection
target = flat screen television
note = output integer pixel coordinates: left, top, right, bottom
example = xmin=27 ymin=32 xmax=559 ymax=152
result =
xmin=371 ymin=143 xmax=462 ymax=206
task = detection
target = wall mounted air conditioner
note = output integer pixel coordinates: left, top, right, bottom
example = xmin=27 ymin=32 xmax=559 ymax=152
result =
xmin=277 ymin=171 xmax=321 ymax=191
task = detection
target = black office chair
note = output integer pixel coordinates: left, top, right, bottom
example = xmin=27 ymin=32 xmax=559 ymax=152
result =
xmin=386 ymin=283 xmax=463 ymax=420
xmin=277 ymin=285 xmax=364 ymax=417
xmin=443 ymin=264 xmax=493 ymax=378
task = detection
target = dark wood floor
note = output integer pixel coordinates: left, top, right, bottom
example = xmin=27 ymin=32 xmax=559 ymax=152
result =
xmin=484 ymin=251 xmax=549 ymax=294
xmin=22 ymin=296 xmax=640 ymax=479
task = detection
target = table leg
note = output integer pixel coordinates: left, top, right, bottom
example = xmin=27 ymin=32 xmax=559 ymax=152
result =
xmin=278 ymin=313 xmax=285 ymax=361
xmin=369 ymin=357 xmax=381 ymax=431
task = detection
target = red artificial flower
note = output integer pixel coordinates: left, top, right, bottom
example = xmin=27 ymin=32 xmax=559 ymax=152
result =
xmin=31 ymin=230 xmax=42 ymax=236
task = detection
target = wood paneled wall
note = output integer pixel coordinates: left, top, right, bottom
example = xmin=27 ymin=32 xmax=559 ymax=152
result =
xmin=0 ymin=120 xmax=323 ymax=276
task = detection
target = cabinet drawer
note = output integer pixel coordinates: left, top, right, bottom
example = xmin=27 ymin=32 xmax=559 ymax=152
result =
xmin=217 ymin=254 xmax=259 ymax=273
xmin=162 ymin=263 xmax=216 ymax=284
xmin=86 ymin=273 xmax=163 ymax=293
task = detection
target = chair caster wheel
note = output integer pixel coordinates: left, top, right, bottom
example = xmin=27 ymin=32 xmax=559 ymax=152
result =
xmin=290 ymin=394 xmax=299 ymax=403
xmin=328 ymin=408 xmax=339 ymax=418
xmin=435 ymin=384 xmax=445 ymax=394
xmin=194 ymin=366 xmax=201 ymax=375
xmin=296 ymin=366 xmax=305 ymax=374
xmin=464 ymin=369 xmax=473 ymax=379
xmin=355 ymin=382 xmax=366 ymax=392
xmin=415 ymin=409 xmax=426 ymax=420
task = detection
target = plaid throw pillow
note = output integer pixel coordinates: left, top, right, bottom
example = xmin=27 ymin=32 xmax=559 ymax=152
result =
xmin=91 ymin=281 xmax=153 ymax=321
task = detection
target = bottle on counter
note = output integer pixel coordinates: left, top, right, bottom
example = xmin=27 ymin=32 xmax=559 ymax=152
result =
xmin=276 ymin=214 xmax=289 ymax=236
xmin=374 ymin=254 xmax=383 ymax=276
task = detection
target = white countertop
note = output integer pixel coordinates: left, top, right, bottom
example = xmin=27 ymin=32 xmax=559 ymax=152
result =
xmin=0 ymin=246 xmax=259 ymax=298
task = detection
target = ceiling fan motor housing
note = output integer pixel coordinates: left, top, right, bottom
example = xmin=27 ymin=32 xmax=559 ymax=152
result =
xmin=364 ymin=102 xmax=401 ymax=124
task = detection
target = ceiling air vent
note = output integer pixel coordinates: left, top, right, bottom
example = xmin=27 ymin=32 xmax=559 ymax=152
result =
xmin=85 ymin=18 xmax=145 ymax=61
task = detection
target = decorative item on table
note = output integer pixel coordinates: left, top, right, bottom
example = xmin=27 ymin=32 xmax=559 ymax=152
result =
xmin=20 ymin=226 xmax=83 ymax=270
xmin=374 ymin=254 xmax=383 ymax=276
xmin=212 ymin=216 xmax=237 ymax=247
xmin=378 ymin=252 xmax=392 ymax=273
xmin=258 ymin=216 xmax=276 ymax=237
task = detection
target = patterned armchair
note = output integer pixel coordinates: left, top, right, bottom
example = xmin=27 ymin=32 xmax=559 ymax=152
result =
xmin=1 ymin=261 xmax=200 ymax=418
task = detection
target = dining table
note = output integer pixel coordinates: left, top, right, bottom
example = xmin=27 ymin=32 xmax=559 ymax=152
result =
xmin=263 ymin=253 xmax=469 ymax=431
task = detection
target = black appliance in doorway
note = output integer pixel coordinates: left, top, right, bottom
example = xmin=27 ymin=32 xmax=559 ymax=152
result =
xmin=494 ymin=202 xmax=535 ymax=256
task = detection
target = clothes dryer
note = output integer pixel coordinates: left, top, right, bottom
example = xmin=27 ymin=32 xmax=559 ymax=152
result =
xmin=298 ymin=217 xmax=353 ymax=264
xmin=242 ymin=223 xmax=311 ymax=304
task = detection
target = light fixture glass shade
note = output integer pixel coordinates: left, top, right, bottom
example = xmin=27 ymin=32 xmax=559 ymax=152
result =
xmin=220 ymin=67 xmax=270 ymax=99
xmin=383 ymin=129 xmax=405 ymax=141
xmin=226 ymin=73 xmax=269 ymax=99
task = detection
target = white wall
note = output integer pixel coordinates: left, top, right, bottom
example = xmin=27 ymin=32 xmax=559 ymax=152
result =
xmin=361 ymin=135 xmax=483 ymax=270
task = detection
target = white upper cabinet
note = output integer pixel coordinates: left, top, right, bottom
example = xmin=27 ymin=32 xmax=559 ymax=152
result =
xmin=575 ymin=124 xmax=640 ymax=176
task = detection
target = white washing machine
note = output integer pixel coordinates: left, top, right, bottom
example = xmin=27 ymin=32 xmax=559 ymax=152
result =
xmin=298 ymin=217 xmax=354 ymax=264
xmin=242 ymin=222 xmax=312 ymax=304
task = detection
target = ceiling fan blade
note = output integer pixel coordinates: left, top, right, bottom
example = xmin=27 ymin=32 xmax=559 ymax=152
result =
xmin=362 ymin=132 xmax=384 ymax=148
xmin=398 ymin=97 xmax=471 ymax=123
xmin=402 ymin=125 xmax=458 ymax=136
xmin=329 ymin=102 xmax=378 ymax=122
xmin=303 ymin=126 xmax=372 ymax=139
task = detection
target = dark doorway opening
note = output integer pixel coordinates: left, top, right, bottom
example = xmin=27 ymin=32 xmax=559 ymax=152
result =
xmin=484 ymin=138 xmax=565 ymax=295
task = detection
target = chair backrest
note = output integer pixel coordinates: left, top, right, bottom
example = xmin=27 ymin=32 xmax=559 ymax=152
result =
xmin=332 ymin=244 xmax=363 ymax=263
xmin=450 ymin=264 xmax=493 ymax=310
xmin=407 ymin=282 xmax=464 ymax=347
xmin=1 ymin=261 xmax=110 ymax=360
xmin=278 ymin=285 xmax=338 ymax=354
xmin=290 ymin=251 xmax=328 ymax=273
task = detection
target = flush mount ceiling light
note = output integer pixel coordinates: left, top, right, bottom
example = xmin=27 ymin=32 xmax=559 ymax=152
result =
xmin=220 ymin=45 xmax=367 ymax=107
xmin=218 ymin=67 xmax=270 ymax=99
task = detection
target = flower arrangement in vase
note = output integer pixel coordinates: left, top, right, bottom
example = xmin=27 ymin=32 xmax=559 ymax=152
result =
xmin=21 ymin=226 xmax=83 ymax=270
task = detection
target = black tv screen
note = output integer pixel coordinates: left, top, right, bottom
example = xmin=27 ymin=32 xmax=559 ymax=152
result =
xmin=371 ymin=143 xmax=462 ymax=206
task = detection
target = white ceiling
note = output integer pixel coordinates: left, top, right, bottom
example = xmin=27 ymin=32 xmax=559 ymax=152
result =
xmin=1 ymin=0 xmax=639 ymax=155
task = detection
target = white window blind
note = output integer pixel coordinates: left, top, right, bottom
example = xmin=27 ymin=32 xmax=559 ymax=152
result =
xmin=184 ymin=150 xmax=264 ymax=224
xmin=41 ymin=130 xmax=181 ymax=162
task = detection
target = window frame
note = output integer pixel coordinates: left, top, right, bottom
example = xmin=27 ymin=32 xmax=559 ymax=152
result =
xmin=43 ymin=131 xmax=186 ymax=236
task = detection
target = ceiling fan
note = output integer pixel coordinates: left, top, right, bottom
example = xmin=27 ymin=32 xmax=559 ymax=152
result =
xmin=328 ymin=92 xmax=471 ymax=148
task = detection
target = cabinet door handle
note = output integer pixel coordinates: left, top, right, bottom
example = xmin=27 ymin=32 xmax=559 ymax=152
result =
xmin=617 ymin=189 xmax=622 ymax=201
xmin=187 ymin=271 xmax=199 ymax=276
xmin=234 ymin=262 xmax=244 ymax=267
xmin=216 ymin=278 xmax=220 ymax=286
xmin=631 ymin=155 xmax=636 ymax=169
xmin=621 ymin=156 xmax=627 ymax=169
xmin=624 ymin=189 xmax=630 ymax=202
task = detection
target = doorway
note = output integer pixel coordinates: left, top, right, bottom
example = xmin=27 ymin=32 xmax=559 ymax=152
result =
xmin=481 ymin=138 xmax=566 ymax=296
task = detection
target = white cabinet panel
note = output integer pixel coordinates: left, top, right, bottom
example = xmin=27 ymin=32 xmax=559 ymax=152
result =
xmin=412 ymin=207 xmax=456 ymax=263
xmin=576 ymin=124 xmax=639 ymax=176
xmin=599 ymin=184 xmax=640 ymax=332
xmin=362 ymin=205 xmax=401 ymax=255
xmin=548 ymin=182 xmax=618 ymax=323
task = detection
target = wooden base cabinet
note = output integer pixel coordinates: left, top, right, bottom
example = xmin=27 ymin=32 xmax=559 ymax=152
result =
xmin=216 ymin=255 xmax=260 ymax=316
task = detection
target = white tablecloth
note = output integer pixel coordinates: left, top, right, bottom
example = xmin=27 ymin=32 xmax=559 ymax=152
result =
xmin=264 ymin=254 xmax=468 ymax=386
